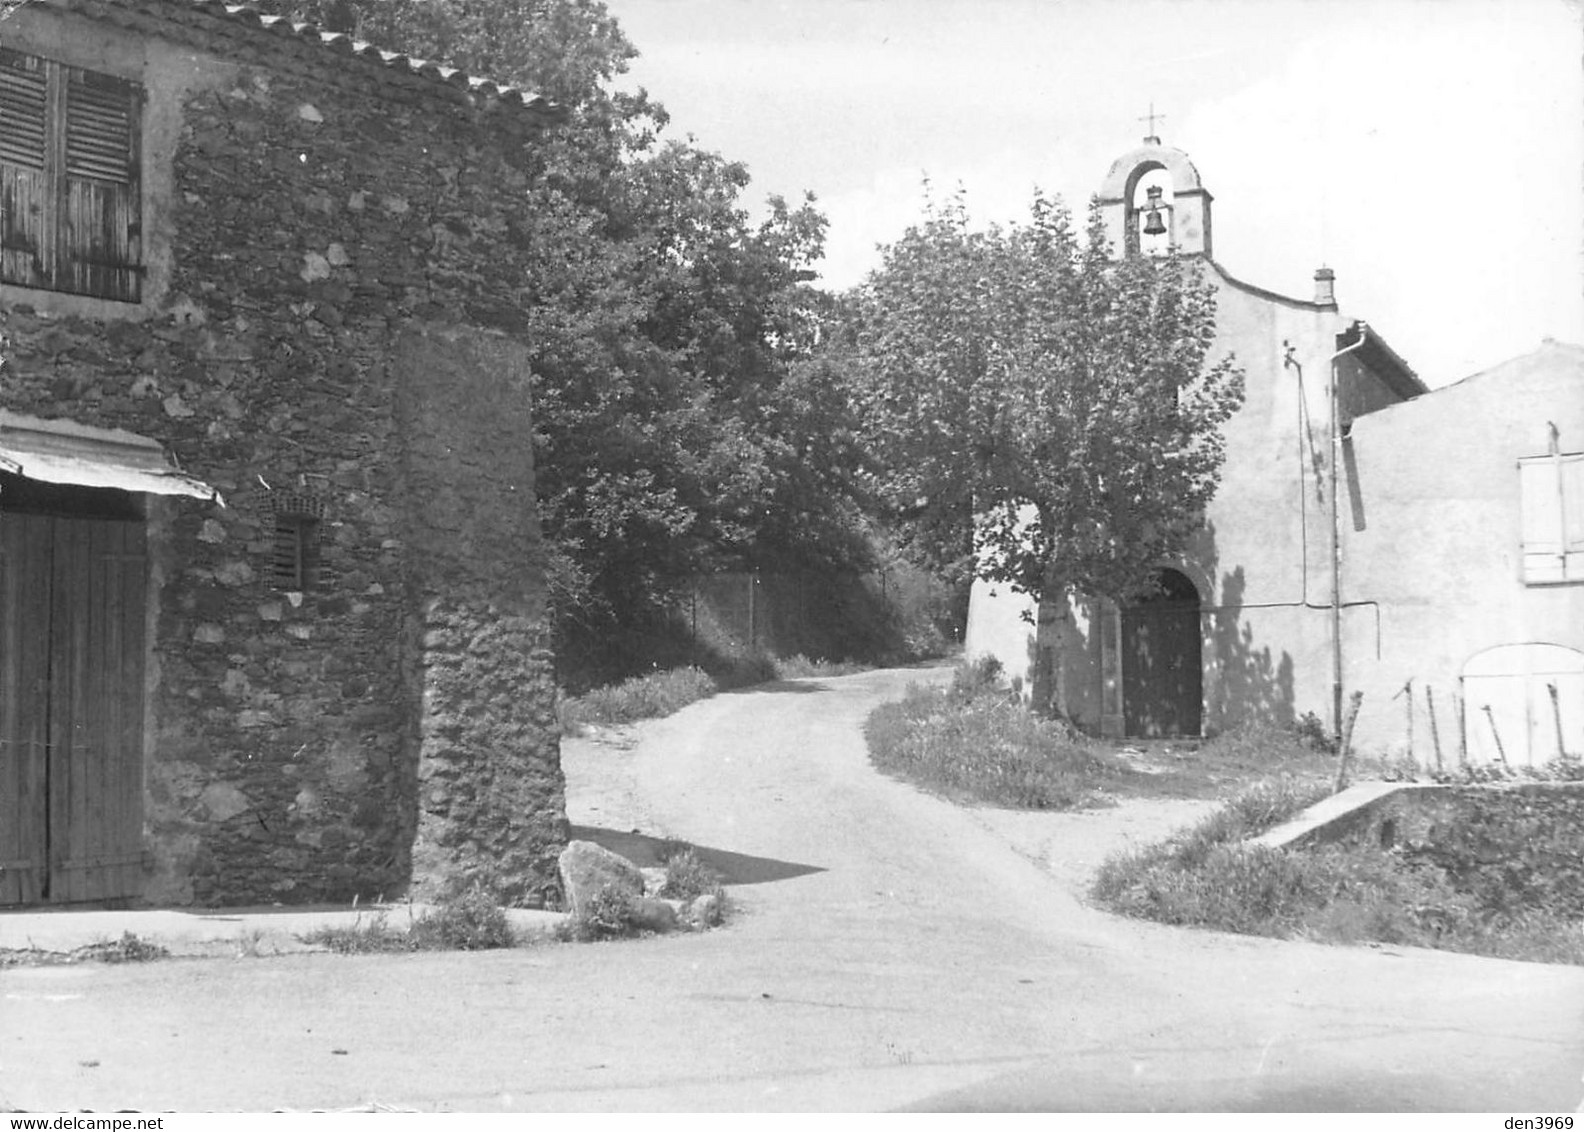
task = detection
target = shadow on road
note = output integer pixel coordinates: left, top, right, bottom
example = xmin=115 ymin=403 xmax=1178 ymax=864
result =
xmin=568 ymin=824 xmax=827 ymax=886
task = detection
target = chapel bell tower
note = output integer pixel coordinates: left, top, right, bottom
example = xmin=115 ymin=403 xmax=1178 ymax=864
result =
xmin=1097 ymin=131 xmax=1214 ymax=260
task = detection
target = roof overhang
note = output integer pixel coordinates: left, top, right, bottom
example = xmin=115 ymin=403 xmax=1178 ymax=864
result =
xmin=0 ymin=411 xmax=220 ymax=502
xmin=1337 ymin=321 xmax=1427 ymax=400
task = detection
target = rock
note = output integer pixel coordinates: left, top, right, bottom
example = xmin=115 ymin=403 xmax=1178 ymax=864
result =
xmin=557 ymin=840 xmax=644 ymax=917
xmin=198 ymin=782 xmax=251 ymax=823
xmin=626 ymin=896 xmax=680 ymax=934
xmin=685 ymin=893 xmax=722 ymax=928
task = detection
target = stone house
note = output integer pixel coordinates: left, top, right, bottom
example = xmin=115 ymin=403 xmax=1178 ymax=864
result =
xmin=0 ymin=0 xmax=567 ymax=907
xmin=964 ymin=136 xmax=1583 ymax=766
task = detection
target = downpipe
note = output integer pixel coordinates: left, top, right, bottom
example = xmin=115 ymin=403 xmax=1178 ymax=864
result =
xmin=1329 ymin=323 xmax=1370 ymax=742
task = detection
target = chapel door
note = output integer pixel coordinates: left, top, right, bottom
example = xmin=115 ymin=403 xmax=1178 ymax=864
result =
xmin=1121 ymin=568 xmax=1203 ymax=738
xmin=0 ymin=485 xmax=147 ymax=905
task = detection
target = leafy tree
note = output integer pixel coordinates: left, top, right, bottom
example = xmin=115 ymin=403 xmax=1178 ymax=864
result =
xmin=256 ymin=0 xmax=870 ymax=682
xmin=853 ymin=188 xmax=1245 ymax=709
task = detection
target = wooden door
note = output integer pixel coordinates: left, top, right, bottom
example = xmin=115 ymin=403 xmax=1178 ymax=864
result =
xmin=1121 ymin=569 xmax=1203 ymax=739
xmin=0 ymin=509 xmax=145 ymax=905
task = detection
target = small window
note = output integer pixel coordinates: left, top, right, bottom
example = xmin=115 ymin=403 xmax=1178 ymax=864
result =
xmin=0 ymin=48 xmax=143 ymax=302
xmin=269 ymin=493 xmax=326 ymax=592
xmin=1519 ymin=451 xmax=1584 ymax=585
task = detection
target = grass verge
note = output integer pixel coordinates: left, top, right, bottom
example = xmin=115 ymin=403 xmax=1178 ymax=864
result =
xmin=559 ymin=654 xmax=875 ymax=734
xmin=1091 ymin=781 xmax=1584 ymax=965
xmin=865 ymin=661 xmax=1134 ymax=809
xmin=864 ymin=658 xmax=1343 ymax=809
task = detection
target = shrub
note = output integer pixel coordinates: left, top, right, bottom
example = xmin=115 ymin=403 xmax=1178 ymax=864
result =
xmin=658 ymin=847 xmax=723 ymax=902
xmin=408 ymin=888 xmax=517 ymax=951
xmin=559 ymin=883 xmax=642 ymax=942
xmin=950 ymin=655 xmax=1004 ymax=700
xmin=1291 ymin=711 xmax=1336 ymax=754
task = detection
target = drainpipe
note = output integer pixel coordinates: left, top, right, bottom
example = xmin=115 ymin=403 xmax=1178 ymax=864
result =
xmin=1329 ymin=322 xmax=1369 ymax=742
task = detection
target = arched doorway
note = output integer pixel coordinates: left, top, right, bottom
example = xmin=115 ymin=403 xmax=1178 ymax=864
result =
xmin=1121 ymin=568 xmax=1203 ymax=738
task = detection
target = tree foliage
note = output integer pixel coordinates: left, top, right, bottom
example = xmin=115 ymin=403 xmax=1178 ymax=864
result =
xmin=255 ymin=0 xmax=870 ymax=680
xmin=852 ymin=188 xmax=1245 ymax=612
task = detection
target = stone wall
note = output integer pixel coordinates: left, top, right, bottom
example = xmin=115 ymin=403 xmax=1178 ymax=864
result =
xmin=1291 ymin=782 xmax=1584 ymax=920
xmin=0 ymin=12 xmax=563 ymax=905
xmin=394 ymin=326 xmax=565 ymax=906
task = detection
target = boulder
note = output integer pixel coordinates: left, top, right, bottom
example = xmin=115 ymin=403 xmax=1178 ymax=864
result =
xmin=685 ymin=893 xmax=723 ymax=929
xmin=557 ymin=840 xmax=644 ymax=917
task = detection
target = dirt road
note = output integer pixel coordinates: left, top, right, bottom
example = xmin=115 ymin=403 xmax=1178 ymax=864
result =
xmin=5 ymin=664 xmax=1582 ymax=1111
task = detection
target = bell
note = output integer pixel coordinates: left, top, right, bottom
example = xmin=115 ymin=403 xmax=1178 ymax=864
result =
xmin=1141 ymin=184 xmax=1168 ymax=237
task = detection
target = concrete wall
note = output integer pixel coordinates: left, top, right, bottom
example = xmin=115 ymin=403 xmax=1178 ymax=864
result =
xmin=0 ymin=5 xmax=563 ymax=905
xmin=1341 ymin=343 xmax=1584 ymax=762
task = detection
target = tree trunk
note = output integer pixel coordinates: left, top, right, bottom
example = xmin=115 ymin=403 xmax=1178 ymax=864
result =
xmin=1030 ymin=582 xmax=1066 ymax=719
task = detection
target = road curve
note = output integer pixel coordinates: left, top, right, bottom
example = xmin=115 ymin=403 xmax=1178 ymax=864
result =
xmin=4 ymin=664 xmax=1582 ymax=1112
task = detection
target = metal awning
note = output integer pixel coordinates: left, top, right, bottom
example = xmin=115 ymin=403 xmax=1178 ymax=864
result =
xmin=0 ymin=411 xmax=220 ymax=502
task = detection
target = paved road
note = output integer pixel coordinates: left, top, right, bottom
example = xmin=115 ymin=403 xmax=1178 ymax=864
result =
xmin=5 ymin=665 xmax=1583 ymax=1112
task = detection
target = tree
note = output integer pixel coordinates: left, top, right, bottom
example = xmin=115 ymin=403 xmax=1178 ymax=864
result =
xmin=256 ymin=0 xmax=871 ymax=682
xmin=853 ymin=188 xmax=1245 ymax=709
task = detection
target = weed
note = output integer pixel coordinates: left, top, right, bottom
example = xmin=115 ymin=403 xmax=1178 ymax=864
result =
xmin=658 ymin=848 xmax=723 ymax=901
xmin=559 ymin=666 xmax=719 ymax=732
xmin=304 ymin=890 xmax=519 ymax=954
xmin=951 ymin=655 xmax=1004 ymax=699
xmin=408 ymin=888 xmax=516 ymax=950
xmin=558 ymin=883 xmax=641 ymax=942
xmin=83 ymin=931 xmax=168 ymax=964
xmin=303 ymin=911 xmax=413 ymax=954
xmin=1291 ymin=711 xmax=1336 ymax=754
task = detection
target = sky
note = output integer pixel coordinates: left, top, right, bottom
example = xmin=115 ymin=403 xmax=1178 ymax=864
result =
xmin=601 ymin=0 xmax=1584 ymax=387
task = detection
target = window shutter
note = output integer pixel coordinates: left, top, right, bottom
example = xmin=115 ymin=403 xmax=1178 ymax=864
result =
xmin=62 ymin=66 xmax=140 ymax=302
xmin=1520 ymin=457 xmax=1565 ymax=583
xmin=269 ymin=494 xmax=328 ymax=592
xmin=0 ymin=48 xmax=51 ymax=289
xmin=1563 ymin=453 xmax=1584 ymax=580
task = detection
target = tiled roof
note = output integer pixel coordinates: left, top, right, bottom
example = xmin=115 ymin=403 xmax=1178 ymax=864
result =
xmin=55 ymin=0 xmax=565 ymax=124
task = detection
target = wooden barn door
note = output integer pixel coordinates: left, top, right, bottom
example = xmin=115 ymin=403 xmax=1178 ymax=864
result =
xmin=1121 ymin=568 xmax=1203 ymax=739
xmin=0 ymin=508 xmax=146 ymax=905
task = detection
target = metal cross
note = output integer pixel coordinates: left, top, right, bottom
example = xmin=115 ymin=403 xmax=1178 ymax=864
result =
xmin=1139 ymin=103 xmax=1166 ymax=139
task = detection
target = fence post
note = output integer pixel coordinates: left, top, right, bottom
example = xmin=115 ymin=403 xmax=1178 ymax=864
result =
xmin=1425 ymin=684 xmax=1444 ymax=775
xmin=1481 ymin=704 xmax=1510 ymax=768
xmin=747 ymin=570 xmax=757 ymax=650
xmin=1549 ymin=681 xmax=1570 ymax=761
xmin=1333 ymin=691 xmax=1364 ymax=793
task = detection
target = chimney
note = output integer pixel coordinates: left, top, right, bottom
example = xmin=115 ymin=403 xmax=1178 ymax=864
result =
xmin=1314 ymin=266 xmax=1336 ymax=307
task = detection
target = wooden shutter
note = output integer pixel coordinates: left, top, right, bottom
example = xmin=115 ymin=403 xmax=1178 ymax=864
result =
xmin=0 ymin=47 xmax=51 ymax=290
xmin=0 ymin=49 xmax=140 ymax=302
xmin=1563 ymin=453 xmax=1584 ymax=582
xmin=1520 ymin=456 xmax=1565 ymax=583
xmin=62 ymin=65 xmax=141 ymax=302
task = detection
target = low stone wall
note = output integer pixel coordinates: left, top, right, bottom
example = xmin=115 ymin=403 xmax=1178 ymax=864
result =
xmin=1263 ymin=781 xmax=1584 ymax=920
